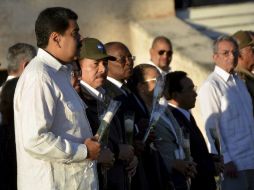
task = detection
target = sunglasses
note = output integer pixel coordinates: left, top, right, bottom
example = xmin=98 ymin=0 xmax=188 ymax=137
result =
xmin=158 ymin=50 xmax=173 ymax=57
xmin=115 ymin=56 xmax=136 ymax=64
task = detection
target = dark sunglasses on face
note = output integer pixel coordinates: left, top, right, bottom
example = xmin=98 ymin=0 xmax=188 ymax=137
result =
xmin=115 ymin=56 xmax=136 ymax=64
xmin=158 ymin=50 xmax=173 ymax=57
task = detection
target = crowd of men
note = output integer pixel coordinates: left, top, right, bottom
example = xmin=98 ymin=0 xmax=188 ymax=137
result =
xmin=0 ymin=6 xmax=254 ymax=190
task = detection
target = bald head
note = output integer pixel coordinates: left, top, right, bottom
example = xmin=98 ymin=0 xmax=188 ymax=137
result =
xmin=150 ymin=36 xmax=173 ymax=72
xmin=151 ymin=36 xmax=172 ymax=49
xmin=105 ymin=42 xmax=134 ymax=82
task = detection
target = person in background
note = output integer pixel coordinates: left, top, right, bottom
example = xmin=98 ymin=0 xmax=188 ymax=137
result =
xmin=70 ymin=60 xmax=81 ymax=94
xmin=104 ymin=42 xmax=148 ymax=190
xmin=77 ymin=37 xmax=131 ymax=190
xmin=232 ymin=30 xmax=254 ymax=109
xmin=164 ymin=71 xmax=223 ymax=190
xmin=14 ymin=7 xmax=100 ymax=190
xmin=0 ymin=77 xmax=19 ymax=190
xmin=128 ymin=63 xmax=174 ymax=190
xmin=0 ymin=43 xmax=36 ymax=123
xmin=199 ymin=35 xmax=254 ymax=190
xmin=148 ymin=36 xmax=173 ymax=76
xmin=4 ymin=43 xmax=36 ymax=84
xmin=128 ymin=64 xmax=160 ymax=113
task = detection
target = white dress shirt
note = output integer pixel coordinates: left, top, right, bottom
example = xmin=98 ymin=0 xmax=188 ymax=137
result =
xmin=147 ymin=60 xmax=171 ymax=76
xmin=80 ymin=80 xmax=104 ymax=101
xmin=14 ymin=48 xmax=98 ymax=190
xmin=198 ymin=66 xmax=254 ymax=171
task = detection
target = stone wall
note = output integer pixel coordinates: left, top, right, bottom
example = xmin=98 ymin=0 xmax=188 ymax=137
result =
xmin=0 ymin=0 xmax=174 ymax=68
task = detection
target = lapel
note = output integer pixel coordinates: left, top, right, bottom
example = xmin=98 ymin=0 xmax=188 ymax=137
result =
xmin=169 ymin=105 xmax=209 ymax=156
xmin=168 ymin=105 xmax=192 ymax=132
xmin=103 ymin=79 xmax=125 ymax=99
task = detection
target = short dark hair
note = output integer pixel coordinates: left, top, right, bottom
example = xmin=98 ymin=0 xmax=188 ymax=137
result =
xmin=127 ymin=63 xmax=160 ymax=93
xmin=163 ymin=71 xmax=187 ymax=100
xmin=7 ymin=43 xmax=36 ymax=73
xmin=35 ymin=7 xmax=78 ymax=48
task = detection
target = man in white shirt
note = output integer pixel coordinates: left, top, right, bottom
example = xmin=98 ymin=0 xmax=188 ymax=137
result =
xmin=148 ymin=36 xmax=173 ymax=76
xmin=14 ymin=7 xmax=100 ymax=190
xmin=199 ymin=35 xmax=254 ymax=190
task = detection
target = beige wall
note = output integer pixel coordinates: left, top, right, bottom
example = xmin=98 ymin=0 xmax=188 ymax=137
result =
xmin=0 ymin=0 xmax=174 ymax=68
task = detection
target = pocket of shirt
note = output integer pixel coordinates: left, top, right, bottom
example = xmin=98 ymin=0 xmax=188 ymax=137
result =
xmin=64 ymin=101 xmax=86 ymax=129
xmin=220 ymin=96 xmax=239 ymax=138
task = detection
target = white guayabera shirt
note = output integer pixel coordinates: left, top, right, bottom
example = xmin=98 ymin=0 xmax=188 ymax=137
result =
xmin=199 ymin=66 xmax=254 ymax=171
xmin=14 ymin=48 xmax=98 ymax=190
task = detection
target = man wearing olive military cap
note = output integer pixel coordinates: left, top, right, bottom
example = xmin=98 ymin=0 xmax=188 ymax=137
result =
xmin=77 ymin=38 xmax=136 ymax=190
xmin=233 ymin=30 xmax=254 ymax=108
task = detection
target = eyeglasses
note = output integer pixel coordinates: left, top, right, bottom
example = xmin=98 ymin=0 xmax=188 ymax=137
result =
xmin=158 ymin=50 xmax=173 ymax=57
xmin=143 ymin=78 xmax=157 ymax=83
xmin=71 ymin=70 xmax=81 ymax=78
xmin=216 ymin=50 xmax=239 ymax=57
xmin=115 ymin=56 xmax=136 ymax=64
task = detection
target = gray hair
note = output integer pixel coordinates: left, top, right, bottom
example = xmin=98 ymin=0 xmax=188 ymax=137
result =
xmin=213 ymin=35 xmax=238 ymax=54
xmin=7 ymin=43 xmax=36 ymax=73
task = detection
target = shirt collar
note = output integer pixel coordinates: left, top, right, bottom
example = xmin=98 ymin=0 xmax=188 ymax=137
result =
xmin=37 ymin=48 xmax=68 ymax=72
xmin=107 ymin=76 xmax=123 ymax=88
xmin=80 ymin=80 xmax=104 ymax=101
xmin=6 ymin=75 xmax=16 ymax=81
xmin=214 ymin=65 xmax=232 ymax=82
xmin=169 ymin=102 xmax=191 ymax=121
xmin=147 ymin=60 xmax=171 ymax=75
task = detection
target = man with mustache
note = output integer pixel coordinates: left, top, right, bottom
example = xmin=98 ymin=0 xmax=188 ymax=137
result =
xmin=78 ymin=38 xmax=136 ymax=190
xmin=14 ymin=7 xmax=100 ymax=190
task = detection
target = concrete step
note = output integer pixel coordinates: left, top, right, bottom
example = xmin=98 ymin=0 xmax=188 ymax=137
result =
xmin=177 ymin=2 xmax=254 ymax=39
xmin=177 ymin=2 xmax=254 ymax=19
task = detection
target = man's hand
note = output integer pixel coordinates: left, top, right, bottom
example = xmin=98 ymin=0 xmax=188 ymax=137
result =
xmin=98 ymin=147 xmax=115 ymax=168
xmin=126 ymin=156 xmax=138 ymax=177
xmin=173 ymin=159 xmax=197 ymax=178
xmin=224 ymin=161 xmax=238 ymax=178
xmin=84 ymin=136 xmax=101 ymax=160
xmin=118 ymin=144 xmax=134 ymax=162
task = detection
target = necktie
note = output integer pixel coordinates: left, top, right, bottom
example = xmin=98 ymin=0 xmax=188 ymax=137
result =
xmin=121 ymin=83 xmax=131 ymax=95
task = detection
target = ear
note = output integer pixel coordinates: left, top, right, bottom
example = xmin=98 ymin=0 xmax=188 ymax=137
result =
xmin=212 ymin=53 xmax=218 ymax=63
xmin=171 ymin=91 xmax=179 ymax=99
xmin=149 ymin=48 xmax=154 ymax=57
xmin=50 ymin=32 xmax=61 ymax=44
xmin=20 ymin=60 xmax=29 ymax=70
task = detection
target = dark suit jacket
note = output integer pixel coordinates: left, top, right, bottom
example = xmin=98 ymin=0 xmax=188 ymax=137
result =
xmin=169 ymin=105 xmax=217 ymax=190
xmin=103 ymin=79 xmax=173 ymax=190
xmin=79 ymin=85 xmax=127 ymax=190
